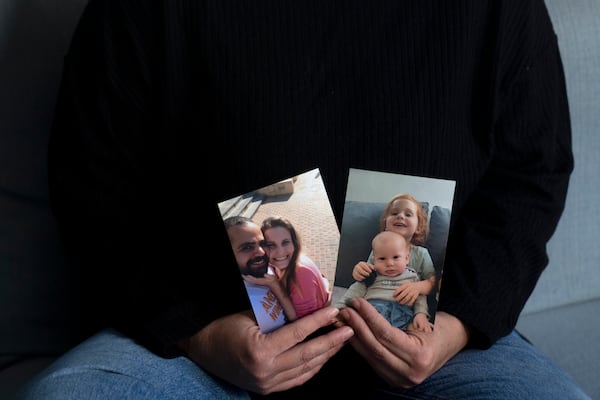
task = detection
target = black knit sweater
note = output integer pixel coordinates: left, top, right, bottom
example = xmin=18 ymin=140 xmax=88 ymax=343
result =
xmin=48 ymin=0 xmax=572 ymax=356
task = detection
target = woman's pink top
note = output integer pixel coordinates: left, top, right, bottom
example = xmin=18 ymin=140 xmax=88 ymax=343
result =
xmin=289 ymin=264 xmax=330 ymax=318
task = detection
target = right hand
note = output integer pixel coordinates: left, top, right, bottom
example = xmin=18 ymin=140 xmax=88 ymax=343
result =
xmin=181 ymin=306 xmax=354 ymax=395
xmin=337 ymin=298 xmax=469 ymax=388
xmin=352 ymin=261 xmax=374 ymax=281
xmin=243 ymin=272 xmax=280 ymax=290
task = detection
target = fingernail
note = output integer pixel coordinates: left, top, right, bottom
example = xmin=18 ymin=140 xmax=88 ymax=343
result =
xmin=327 ymin=307 xmax=340 ymax=319
xmin=349 ymin=298 xmax=360 ymax=309
xmin=341 ymin=326 xmax=354 ymax=340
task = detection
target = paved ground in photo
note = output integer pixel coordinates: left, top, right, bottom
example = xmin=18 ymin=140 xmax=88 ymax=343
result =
xmin=252 ymin=169 xmax=340 ymax=286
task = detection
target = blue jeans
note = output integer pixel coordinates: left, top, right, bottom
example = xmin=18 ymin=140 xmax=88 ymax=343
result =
xmin=372 ymin=330 xmax=591 ymax=399
xmin=16 ymin=329 xmax=249 ymax=400
xmin=17 ymin=329 xmax=591 ymax=400
xmin=368 ymin=299 xmax=414 ymax=330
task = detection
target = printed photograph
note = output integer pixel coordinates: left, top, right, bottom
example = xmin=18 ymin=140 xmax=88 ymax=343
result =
xmin=333 ymin=168 xmax=455 ymax=331
xmin=217 ymin=168 xmax=339 ymax=333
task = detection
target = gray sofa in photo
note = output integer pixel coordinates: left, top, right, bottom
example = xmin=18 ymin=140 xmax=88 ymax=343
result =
xmin=1 ymin=0 xmax=599 ymax=399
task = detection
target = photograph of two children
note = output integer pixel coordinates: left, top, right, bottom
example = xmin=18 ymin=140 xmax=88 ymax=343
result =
xmin=217 ymin=167 xmax=455 ymax=333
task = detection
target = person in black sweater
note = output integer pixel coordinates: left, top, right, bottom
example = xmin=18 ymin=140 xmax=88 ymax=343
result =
xmin=19 ymin=0 xmax=590 ymax=399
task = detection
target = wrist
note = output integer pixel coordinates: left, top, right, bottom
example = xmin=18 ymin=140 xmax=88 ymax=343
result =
xmin=434 ymin=311 xmax=470 ymax=349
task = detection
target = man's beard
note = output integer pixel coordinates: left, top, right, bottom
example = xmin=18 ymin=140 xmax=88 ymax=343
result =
xmin=240 ymin=255 xmax=269 ymax=278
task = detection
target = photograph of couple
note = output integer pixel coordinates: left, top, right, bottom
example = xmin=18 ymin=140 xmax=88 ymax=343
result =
xmin=218 ymin=168 xmax=337 ymax=333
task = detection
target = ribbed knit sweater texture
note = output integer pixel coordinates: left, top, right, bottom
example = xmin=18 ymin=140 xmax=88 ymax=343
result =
xmin=49 ymin=0 xmax=572 ymax=355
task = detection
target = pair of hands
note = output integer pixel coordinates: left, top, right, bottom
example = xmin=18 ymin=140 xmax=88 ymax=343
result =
xmin=182 ymin=299 xmax=469 ymax=395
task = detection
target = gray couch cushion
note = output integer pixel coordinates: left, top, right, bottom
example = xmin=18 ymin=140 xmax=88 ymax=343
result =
xmin=517 ymin=298 xmax=600 ymax=399
xmin=335 ymin=201 xmax=384 ymax=288
xmin=426 ymin=205 xmax=451 ymax=276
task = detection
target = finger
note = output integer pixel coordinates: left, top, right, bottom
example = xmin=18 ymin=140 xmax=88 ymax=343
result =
xmin=394 ymin=291 xmax=410 ymax=305
xmin=393 ymin=285 xmax=408 ymax=297
xmin=270 ymin=306 xmax=352 ymax=351
xmin=411 ymin=293 xmax=418 ymax=305
xmin=345 ymin=298 xmax=415 ymax=357
xmin=338 ymin=303 xmax=411 ymax=385
xmin=256 ymin=316 xmax=353 ymax=393
xmin=266 ymin=326 xmax=352 ymax=393
xmin=398 ymin=289 xmax=418 ymax=306
xmin=404 ymin=294 xmax=416 ymax=306
xmin=337 ymin=305 xmax=382 ymax=358
xmin=338 ymin=299 xmax=402 ymax=354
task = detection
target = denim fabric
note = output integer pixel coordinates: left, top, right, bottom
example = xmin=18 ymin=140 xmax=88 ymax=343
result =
xmin=17 ymin=329 xmax=591 ymax=400
xmin=16 ymin=329 xmax=249 ymax=400
xmin=371 ymin=331 xmax=591 ymax=400
xmin=368 ymin=299 xmax=414 ymax=330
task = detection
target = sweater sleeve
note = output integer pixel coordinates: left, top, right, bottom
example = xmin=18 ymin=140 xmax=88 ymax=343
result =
xmin=438 ymin=0 xmax=573 ymax=348
xmin=48 ymin=0 xmax=250 ymax=357
xmin=411 ymin=245 xmax=435 ymax=281
xmin=335 ymin=282 xmax=368 ymax=309
xmin=413 ymin=294 xmax=429 ymax=318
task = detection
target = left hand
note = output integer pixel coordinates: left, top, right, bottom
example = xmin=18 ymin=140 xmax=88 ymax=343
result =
xmin=336 ymin=297 xmax=469 ymax=388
